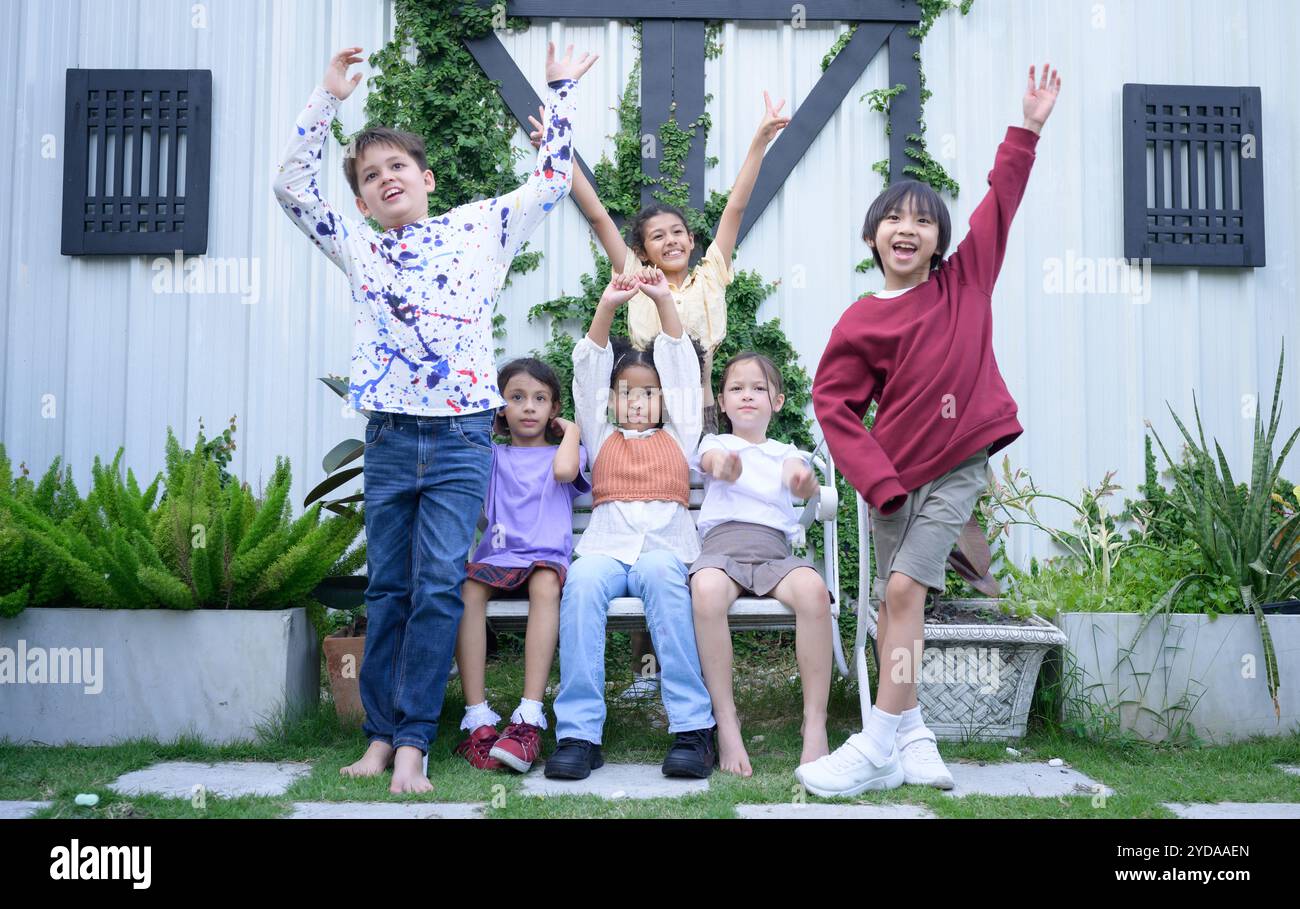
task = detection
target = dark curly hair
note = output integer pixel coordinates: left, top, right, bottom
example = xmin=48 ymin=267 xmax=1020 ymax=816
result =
xmin=495 ymin=357 xmax=565 ymax=444
xmin=625 ymin=202 xmax=692 ymax=262
xmin=608 ymin=334 xmax=705 ymax=428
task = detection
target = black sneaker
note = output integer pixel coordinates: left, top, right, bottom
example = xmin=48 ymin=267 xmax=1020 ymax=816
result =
xmin=543 ymin=738 xmax=604 ymax=780
xmin=662 ymin=726 xmax=718 ymax=778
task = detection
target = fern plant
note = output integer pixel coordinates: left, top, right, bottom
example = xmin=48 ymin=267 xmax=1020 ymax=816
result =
xmin=0 ymin=426 xmax=365 ymax=614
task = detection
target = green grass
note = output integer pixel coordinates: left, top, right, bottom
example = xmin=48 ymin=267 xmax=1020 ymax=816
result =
xmin=3 ymin=633 xmax=1299 ymax=819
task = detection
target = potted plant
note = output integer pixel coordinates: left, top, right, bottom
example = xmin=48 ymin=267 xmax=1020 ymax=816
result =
xmin=986 ymin=348 xmax=1300 ymax=742
xmin=1137 ymin=345 xmax=1300 ymax=731
xmin=320 ymin=601 xmax=367 ymax=720
xmin=0 ymin=423 xmax=364 ymax=746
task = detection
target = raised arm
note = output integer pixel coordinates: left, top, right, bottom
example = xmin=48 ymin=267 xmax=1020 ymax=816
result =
xmin=947 ymin=64 xmax=1059 ymax=294
xmin=712 ymin=91 xmax=791 ymax=263
xmin=527 ymin=106 xmax=627 ymax=272
xmin=273 ymin=46 xmax=368 ymax=273
xmin=483 ymin=44 xmax=597 ymax=267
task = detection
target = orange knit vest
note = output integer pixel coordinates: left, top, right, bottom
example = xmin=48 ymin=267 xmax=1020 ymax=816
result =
xmin=591 ymin=430 xmax=690 ymax=508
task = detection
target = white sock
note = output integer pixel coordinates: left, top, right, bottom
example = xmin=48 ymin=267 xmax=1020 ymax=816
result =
xmin=511 ymin=698 xmax=548 ymax=730
xmin=460 ymin=700 xmax=501 ymax=732
xmin=896 ymin=705 xmax=925 ymax=738
xmin=861 ymin=706 xmax=901 ymax=764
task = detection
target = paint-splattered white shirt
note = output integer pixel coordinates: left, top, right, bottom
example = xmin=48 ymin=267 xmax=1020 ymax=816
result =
xmin=274 ymin=79 xmax=578 ymax=416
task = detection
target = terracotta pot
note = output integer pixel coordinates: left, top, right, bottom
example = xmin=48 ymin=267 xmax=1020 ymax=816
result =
xmin=323 ymin=633 xmax=366 ymax=720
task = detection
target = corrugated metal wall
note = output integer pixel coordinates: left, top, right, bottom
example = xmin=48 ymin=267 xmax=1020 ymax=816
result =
xmin=3 ymin=0 xmax=1298 ymax=566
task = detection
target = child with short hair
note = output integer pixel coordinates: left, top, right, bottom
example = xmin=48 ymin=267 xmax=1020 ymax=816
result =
xmin=544 ymin=269 xmax=718 ymax=781
xmin=690 ymin=351 xmax=834 ymax=777
xmin=453 ymin=358 xmax=590 ymax=774
xmin=274 ymin=43 xmax=597 ymax=793
xmin=803 ymin=63 xmax=1061 ymax=797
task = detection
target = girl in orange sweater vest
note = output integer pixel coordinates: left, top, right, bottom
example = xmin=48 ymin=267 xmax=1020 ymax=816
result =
xmin=545 ymin=269 xmax=718 ymax=781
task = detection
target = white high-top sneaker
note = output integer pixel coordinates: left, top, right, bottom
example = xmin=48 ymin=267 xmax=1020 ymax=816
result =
xmin=896 ymin=727 xmax=954 ymax=789
xmin=794 ymin=732 xmax=905 ymax=797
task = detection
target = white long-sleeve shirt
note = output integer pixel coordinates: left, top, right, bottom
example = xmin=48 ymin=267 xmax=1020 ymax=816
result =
xmin=571 ymin=332 xmax=703 ymax=566
xmin=273 ymin=79 xmax=579 ymax=416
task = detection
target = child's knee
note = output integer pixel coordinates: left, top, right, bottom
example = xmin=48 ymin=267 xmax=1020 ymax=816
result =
xmin=528 ymin=568 xmax=562 ymax=599
xmin=884 ymin=571 xmax=926 ymax=608
xmin=690 ymin=570 xmax=733 ymax=617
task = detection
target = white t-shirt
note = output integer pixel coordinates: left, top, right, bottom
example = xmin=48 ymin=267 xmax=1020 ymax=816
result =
xmin=872 ymin=286 xmax=912 ymax=299
xmin=692 ymin=433 xmax=812 ymax=542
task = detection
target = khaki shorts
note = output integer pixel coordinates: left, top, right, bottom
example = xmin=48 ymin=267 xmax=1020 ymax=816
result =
xmin=868 ymin=448 xmax=993 ymax=597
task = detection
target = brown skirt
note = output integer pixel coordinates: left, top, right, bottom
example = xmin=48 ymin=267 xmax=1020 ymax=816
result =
xmin=688 ymin=521 xmax=832 ymax=601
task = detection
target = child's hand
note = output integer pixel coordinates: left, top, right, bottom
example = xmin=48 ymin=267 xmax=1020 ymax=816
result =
xmin=322 ymin=47 xmax=365 ymax=101
xmin=635 ymin=266 xmax=674 ymax=304
xmin=600 ymin=273 xmax=640 ymax=307
xmin=788 ymin=462 xmax=817 ymax=499
xmin=711 ymin=451 xmax=743 ymax=483
xmin=527 ymin=104 xmax=546 ymax=149
xmin=754 ymin=91 xmax=791 ymax=145
xmin=546 ymin=42 xmax=598 ymax=84
xmin=551 ymin=416 xmax=578 ymax=436
xmin=1022 ymin=63 xmax=1061 ymax=134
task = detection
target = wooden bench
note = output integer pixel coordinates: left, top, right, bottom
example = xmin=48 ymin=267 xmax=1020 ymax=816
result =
xmin=484 ymin=452 xmax=850 ymax=676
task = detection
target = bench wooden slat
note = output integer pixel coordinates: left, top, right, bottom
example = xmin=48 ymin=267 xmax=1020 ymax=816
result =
xmin=484 ymin=595 xmax=834 ymax=632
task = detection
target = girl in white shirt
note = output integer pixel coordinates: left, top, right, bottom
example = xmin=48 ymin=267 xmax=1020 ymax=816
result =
xmin=690 ymin=352 xmax=834 ymax=777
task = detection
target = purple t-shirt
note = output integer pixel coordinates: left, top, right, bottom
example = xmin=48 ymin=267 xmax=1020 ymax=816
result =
xmin=470 ymin=443 xmax=592 ymax=569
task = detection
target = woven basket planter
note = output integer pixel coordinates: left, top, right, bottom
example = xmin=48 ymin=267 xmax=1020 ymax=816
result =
xmin=863 ymin=597 xmax=1067 ymax=741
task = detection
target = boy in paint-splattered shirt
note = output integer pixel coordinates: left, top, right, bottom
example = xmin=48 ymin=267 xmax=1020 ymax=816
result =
xmin=273 ymin=44 xmax=597 ymax=795
xmin=274 ymin=46 xmax=584 ymax=415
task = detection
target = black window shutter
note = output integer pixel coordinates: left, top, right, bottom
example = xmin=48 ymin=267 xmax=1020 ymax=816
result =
xmin=61 ymin=69 xmax=212 ymax=256
xmin=1123 ymin=83 xmax=1264 ymax=267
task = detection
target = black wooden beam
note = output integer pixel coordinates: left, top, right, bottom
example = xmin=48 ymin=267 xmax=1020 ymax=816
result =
xmin=733 ymin=23 xmax=892 ymax=246
xmin=482 ymin=0 xmax=922 ymax=22
xmin=674 ymin=19 xmax=707 ymax=214
xmin=640 ymin=19 xmax=675 ymax=209
xmin=886 ymin=24 xmax=922 ymax=184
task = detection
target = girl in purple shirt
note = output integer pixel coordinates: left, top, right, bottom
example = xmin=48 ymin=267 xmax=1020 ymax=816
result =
xmin=453 ymin=358 xmax=590 ymax=773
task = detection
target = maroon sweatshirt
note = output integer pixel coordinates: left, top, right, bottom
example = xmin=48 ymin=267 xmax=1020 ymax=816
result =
xmin=813 ymin=125 xmax=1039 ymax=515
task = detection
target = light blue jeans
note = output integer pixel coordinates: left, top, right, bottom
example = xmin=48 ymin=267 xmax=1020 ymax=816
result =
xmin=554 ymin=551 xmax=716 ymax=743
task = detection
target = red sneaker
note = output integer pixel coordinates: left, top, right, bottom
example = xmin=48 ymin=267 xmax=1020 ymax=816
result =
xmin=489 ymin=722 xmax=543 ymax=773
xmin=454 ymin=725 xmax=504 ymax=771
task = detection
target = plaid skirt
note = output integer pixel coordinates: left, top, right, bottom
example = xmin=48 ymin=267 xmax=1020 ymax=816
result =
xmin=464 ymin=559 xmax=568 ymax=594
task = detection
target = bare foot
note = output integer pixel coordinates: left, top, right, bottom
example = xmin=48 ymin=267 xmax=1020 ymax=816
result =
xmin=800 ymin=719 xmax=830 ymax=766
xmin=717 ymin=720 xmax=753 ymax=777
xmin=340 ymin=740 xmax=394 ymax=778
xmin=390 ymin=745 xmax=434 ymax=794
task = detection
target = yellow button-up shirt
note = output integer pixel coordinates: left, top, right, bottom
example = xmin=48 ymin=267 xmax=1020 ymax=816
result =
xmin=623 ymin=239 xmax=734 ymax=354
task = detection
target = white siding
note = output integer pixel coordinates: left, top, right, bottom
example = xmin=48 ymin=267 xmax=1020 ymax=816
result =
xmin=2 ymin=0 xmax=1297 ymax=565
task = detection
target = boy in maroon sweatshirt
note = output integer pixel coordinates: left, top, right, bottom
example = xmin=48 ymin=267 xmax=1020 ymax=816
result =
xmin=799 ymin=64 xmax=1062 ymax=797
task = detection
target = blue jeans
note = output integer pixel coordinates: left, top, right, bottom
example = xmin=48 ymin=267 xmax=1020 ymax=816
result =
xmin=554 ymin=551 xmax=715 ymax=743
xmin=360 ymin=409 xmax=494 ymax=753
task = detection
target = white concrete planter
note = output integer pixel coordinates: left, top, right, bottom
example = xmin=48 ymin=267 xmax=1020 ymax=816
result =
xmin=0 ymin=607 xmax=319 ymax=746
xmin=1055 ymin=612 xmax=1300 ymax=743
xmin=863 ymin=598 xmax=1068 ymax=742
